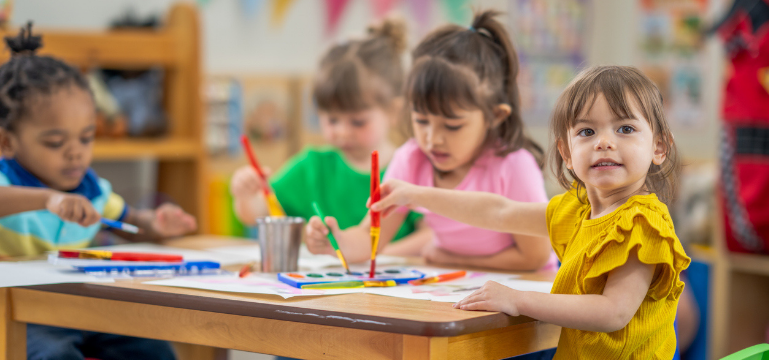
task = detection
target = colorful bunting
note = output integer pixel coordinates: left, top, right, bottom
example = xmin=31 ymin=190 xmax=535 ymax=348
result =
xmin=324 ymin=0 xmax=351 ymax=36
xmin=270 ymin=0 xmax=297 ymax=28
xmin=370 ymin=0 xmax=399 ymax=20
xmin=441 ymin=0 xmax=472 ymax=25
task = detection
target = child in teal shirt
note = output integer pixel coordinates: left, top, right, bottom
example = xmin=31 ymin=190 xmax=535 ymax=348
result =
xmin=231 ymin=19 xmax=428 ymax=256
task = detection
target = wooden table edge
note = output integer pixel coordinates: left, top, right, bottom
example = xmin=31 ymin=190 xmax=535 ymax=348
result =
xmin=21 ymin=282 xmax=540 ymax=337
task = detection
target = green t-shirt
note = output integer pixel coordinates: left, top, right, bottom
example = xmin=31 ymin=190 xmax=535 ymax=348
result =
xmin=270 ymin=146 xmax=422 ymax=241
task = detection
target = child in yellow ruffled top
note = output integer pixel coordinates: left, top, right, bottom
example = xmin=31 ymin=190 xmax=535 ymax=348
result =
xmin=370 ymin=65 xmax=691 ymax=358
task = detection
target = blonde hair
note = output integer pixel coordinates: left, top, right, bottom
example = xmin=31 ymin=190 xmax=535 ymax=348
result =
xmin=548 ymin=65 xmax=681 ymax=204
xmin=313 ymin=18 xmax=407 ymax=112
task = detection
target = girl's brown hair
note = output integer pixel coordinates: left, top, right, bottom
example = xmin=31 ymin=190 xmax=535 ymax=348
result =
xmin=313 ymin=18 xmax=407 ymax=112
xmin=549 ymin=65 xmax=681 ymax=204
xmin=405 ymin=10 xmax=543 ymax=163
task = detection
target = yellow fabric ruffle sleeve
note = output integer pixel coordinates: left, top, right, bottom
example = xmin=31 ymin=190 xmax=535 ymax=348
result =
xmin=582 ymin=198 xmax=691 ymax=301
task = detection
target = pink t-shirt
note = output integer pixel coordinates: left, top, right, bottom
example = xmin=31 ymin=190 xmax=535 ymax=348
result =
xmin=384 ymin=139 xmax=558 ymax=271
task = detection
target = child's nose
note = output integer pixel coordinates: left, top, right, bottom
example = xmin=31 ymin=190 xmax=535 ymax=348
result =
xmin=594 ymin=134 xmax=615 ymax=150
xmin=426 ymin=127 xmax=444 ymax=145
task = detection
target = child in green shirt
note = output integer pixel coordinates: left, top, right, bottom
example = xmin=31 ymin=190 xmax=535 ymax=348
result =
xmin=230 ymin=18 xmax=429 ymax=256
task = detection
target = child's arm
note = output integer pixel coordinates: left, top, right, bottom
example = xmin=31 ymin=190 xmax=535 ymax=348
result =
xmin=420 ymin=233 xmax=552 ymax=271
xmin=118 ymin=204 xmax=197 ymax=241
xmin=231 ymin=165 xmax=270 ymax=225
xmin=370 ymin=179 xmax=549 ymax=238
xmin=454 ymin=250 xmax=655 ymax=333
xmin=381 ymin=219 xmax=432 ymax=257
xmin=305 ymin=210 xmax=409 ymax=263
xmin=0 ymin=186 xmax=101 ymax=226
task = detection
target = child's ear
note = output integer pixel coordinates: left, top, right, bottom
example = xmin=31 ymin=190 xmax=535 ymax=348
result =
xmin=492 ymin=104 xmax=512 ymax=128
xmin=0 ymin=128 xmax=16 ymax=158
xmin=557 ymin=139 xmax=573 ymax=170
xmin=652 ymin=135 xmax=668 ymax=166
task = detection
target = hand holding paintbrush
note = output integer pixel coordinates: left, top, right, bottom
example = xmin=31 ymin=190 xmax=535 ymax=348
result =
xmin=239 ymin=135 xmax=286 ymax=217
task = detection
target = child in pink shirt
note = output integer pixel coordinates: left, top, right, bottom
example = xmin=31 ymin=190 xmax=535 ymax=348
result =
xmin=306 ymin=10 xmax=556 ymax=271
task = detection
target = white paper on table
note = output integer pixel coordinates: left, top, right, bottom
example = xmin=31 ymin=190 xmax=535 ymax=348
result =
xmin=364 ymin=269 xmax=526 ymax=303
xmin=145 ymin=273 xmax=364 ymax=299
xmin=204 ymin=244 xmax=407 ymax=270
xmin=0 ymin=261 xmax=114 ymax=287
xmin=90 ymin=243 xmax=255 ymax=266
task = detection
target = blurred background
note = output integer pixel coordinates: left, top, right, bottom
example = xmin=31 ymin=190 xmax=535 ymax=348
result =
xmin=7 ymin=0 xmax=768 ymax=359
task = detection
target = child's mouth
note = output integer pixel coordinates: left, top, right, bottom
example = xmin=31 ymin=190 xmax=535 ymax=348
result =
xmin=430 ymin=151 xmax=450 ymax=163
xmin=61 ymin=167 xmax=85 ymax=179
xmin=591 ymin=161 xmax=622 ymax=169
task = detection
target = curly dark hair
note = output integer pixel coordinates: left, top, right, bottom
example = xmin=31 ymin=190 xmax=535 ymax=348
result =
xmin=0 ymin=22 xmax=90 ymax=131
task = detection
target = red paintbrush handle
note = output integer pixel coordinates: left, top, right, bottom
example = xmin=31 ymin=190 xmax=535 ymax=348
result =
xmin=110 ymin=252 xmax=184 ymax=262
xmin=371 ymin=151 xmax=380 ymax=226
xmin=241 ymin=135 xmax=272 ymax=197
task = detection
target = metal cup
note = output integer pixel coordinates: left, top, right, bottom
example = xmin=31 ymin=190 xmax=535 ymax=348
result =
xmin=256 ymin=216 xmax=304 ymax=273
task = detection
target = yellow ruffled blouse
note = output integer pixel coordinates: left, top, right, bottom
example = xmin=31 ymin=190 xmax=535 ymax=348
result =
xmin=546 ymin=187 xmax=690 ymax=359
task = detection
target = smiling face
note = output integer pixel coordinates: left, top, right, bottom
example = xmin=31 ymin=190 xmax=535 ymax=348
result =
xmin=0 ymin=85 xmax=96 ymax=191
xmin=559 ymin=92 xmax=667 ymax=194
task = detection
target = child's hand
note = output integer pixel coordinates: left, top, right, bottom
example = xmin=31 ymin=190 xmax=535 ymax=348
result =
xmin=230 ymin=165 xmax=271 ymax=198
xmin=453 ymin=281 xmax=523 ymax=316
xmin=304 ymin=215 xmax=337 ymax=255
xmin=46 ymin=192 xmax=101 ymax=227
xmin=152 ymin=203 xmax=197 ymax=237
xmin=369 ymin=179 xmax=418 ymax=217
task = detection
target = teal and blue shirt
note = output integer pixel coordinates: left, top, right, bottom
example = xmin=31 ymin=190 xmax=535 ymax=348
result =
xmin=0 ymin=159 xmax=127 ymax=257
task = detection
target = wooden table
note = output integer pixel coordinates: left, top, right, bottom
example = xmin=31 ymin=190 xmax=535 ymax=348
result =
xmin=0 ymin=236 xmax=560 ymax=360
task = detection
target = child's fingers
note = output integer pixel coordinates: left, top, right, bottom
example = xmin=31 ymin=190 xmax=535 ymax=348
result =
xmin=306 ymin=216 xmax=328 ymax=236
xmin=323 ymin=216 xmax=340 ymax=234
xmin=80 ymin=204 xmax=100 ymax=227
xmin=459 ymin=301 xmax=490 ymax=311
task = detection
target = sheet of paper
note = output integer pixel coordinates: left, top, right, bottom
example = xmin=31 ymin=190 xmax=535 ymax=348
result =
xmin=145 ymin=273 xmax=363 ymax=299
xmin=0 ymin=261 xmax=114 ymax=287
xmin=145 ymin=266 xmax=553 ymax=303
xmin=90 ymin=243 xmax=255 ymax=266
xmin=204 ymin=244 xmax=407 ymax=270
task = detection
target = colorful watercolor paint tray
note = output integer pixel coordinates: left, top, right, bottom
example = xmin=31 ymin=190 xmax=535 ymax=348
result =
xmin=277 ymin=268 xmax=425 ymax=288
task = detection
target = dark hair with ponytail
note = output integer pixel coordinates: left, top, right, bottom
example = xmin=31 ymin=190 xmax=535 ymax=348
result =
xmin=313 ymin=18 xmax=407 ymax=113
xmin=406 ymin=10 xmax=543 ymax=165
xmin=0 ymin=22 xmax=90 ymax=131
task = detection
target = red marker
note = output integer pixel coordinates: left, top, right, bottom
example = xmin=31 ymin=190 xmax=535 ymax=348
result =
xmin=58 ymin=250 xmax=182 ymax=262
xmin=369 ymin=151 xmax=381 ymax=278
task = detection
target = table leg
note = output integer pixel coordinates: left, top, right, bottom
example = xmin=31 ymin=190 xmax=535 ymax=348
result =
xmin=0 ymin=289 xmax=25 ymax=360
xmin=400 ymin=335 xmax=448 ymax=360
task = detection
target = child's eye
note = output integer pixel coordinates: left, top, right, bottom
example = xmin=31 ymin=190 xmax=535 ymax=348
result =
xmin=577 ymin=128 xmax=594 ymax=137
xmin=414 ymin=118 xmax=429 ymax=126
xmin=618 ymin=125 xmax=635 ymax=134
xmin=350 ymin=119 xmax=367 ymax=128
xmin=445 ymin=125 xmax=463 ymax=131
xmin=327 ymin=117 xmax=338 ymax=125
xmin=80 ymin=136 xmax=94 ymax=145
xmin=43 ymin=141 xmax=64 ymax=149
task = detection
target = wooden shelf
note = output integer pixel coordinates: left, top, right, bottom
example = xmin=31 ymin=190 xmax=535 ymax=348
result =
xmin=93 ymin=138 xmax=200 ymax=160
xmin=728 ymin=253 xmax=769 ymax=277
xmin=0 ymin=31 xmax=179 ymax=69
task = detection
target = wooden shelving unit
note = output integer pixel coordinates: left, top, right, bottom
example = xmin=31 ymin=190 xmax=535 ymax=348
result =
xmin=705 ymin=209 xmax=769 ymax=358
xmin=0 ymin=3 xmax=209 ymax=233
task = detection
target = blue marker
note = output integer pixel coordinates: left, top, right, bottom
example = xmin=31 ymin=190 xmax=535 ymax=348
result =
xmin=100 ymin=218 xmax=141 ymax=234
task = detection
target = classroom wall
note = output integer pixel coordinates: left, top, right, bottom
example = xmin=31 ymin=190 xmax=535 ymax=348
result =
xmin=16 ymin=0 xmax=725 ymax=162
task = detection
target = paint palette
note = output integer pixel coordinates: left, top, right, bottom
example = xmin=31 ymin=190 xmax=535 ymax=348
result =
xmin=277 ymin=268 xmax=425 ymax=288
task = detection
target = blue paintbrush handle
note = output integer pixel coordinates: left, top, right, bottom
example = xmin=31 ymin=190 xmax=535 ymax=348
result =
xmin=100 ymin=218 xmax=140 ymax=234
